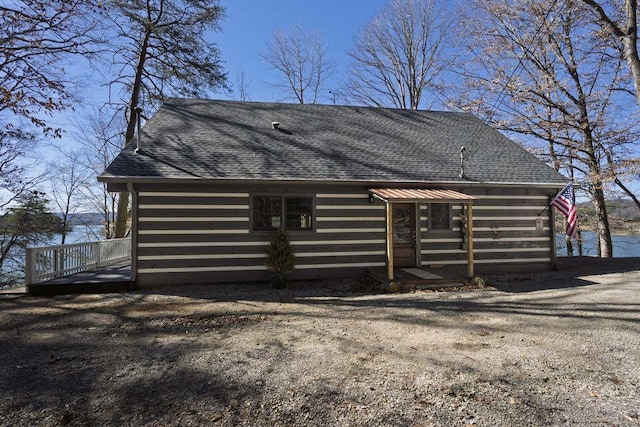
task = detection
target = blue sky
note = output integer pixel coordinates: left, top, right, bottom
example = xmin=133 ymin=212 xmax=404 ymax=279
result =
xmin=216 ymin=0 xmax=389 ymax=103
xmin=47 ymin=0 xmax=391 ymax=152
xmin=43 ymin=0 xmax=638 ymax=201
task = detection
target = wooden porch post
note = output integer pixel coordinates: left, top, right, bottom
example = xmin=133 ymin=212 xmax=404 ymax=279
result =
xmin=386 ymin=202 xmax=394 ymax=281
xmin=466 ymin=202 xmax=474 ymax=277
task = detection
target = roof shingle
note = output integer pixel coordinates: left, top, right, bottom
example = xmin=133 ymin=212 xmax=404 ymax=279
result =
xmin=99 ymin=98 xmax=568 ymax=185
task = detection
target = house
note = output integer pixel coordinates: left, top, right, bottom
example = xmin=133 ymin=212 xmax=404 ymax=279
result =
xmin=98 ymin=98 xmax=568 ymax=287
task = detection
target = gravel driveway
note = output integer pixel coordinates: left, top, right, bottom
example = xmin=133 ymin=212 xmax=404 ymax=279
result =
xmin=1 ymin=258 xmax=639 ymax=426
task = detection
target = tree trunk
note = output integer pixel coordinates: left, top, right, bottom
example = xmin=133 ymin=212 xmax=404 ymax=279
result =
xmin=577 ymin=227 xmax=584 ymax=256
xmin=114 ymin=29 xmax=151 ymax=238
xmin=581 ymin=0 xmax=640 ymax=106
xmin=592 ymin=185 xmax=613 ymax=257
xmin=114 ymin=191 xmax=129 ymax=238
xmin=621 ymin=0 xmax=640 ymax=107
xmin=622 ymin=34 xmax=640 ymax=107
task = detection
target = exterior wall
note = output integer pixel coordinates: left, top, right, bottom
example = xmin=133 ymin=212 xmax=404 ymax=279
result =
xmin=132 ymin=182 xmax=557 ymax=287
xmin=419 ymin=186 xmax=554 ymax=274
xmin=133 ymin=183 xmax=386 ymax=287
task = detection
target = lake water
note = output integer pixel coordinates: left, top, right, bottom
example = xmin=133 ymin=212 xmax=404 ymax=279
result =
xmin=0 ymin=225 xmax=106 ymax=287
xmin=556 ymin=231 xmax=640 ymax=257
xmin=46 ymin=225 xmax=106 ymax=246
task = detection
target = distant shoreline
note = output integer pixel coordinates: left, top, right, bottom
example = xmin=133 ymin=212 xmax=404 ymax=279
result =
xmin=576 ymin=227 xmax=639 ymax=237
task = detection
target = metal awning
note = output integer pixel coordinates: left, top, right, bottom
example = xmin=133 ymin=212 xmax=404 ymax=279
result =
xmin=369 ymin=188 xmax=476 ymax=203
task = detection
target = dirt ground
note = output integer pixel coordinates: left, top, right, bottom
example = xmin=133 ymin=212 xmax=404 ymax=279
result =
xmin=1 ymin=258 xmax=639 ymax=426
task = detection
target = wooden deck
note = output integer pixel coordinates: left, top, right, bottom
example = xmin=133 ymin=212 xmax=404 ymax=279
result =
xmin=22 ymin=263 xmax=468 ymax=296
xmin=27 ymin=262 xmax=134 ymax=296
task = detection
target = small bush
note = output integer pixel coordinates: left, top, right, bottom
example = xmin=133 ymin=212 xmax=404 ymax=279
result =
xmin=265 ymin=228 xmax=295 ymax=275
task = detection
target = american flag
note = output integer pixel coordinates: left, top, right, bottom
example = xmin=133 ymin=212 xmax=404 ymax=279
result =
xmin=551 ymin=183 xmax=578 ymax=238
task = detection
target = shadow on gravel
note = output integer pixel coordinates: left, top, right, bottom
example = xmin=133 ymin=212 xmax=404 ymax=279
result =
xmin=1 ymin=259 xmax=639 ymax=426
xmin=141 ymin=257 xmax=640 ymax=300
xmin=0 ymin=314 xmax=269 ymax=426
xmin=488 ymin=257 xmax=640 ymax=293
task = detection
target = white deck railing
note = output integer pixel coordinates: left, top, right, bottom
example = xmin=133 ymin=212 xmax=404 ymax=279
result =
xmin=25 ymin=238 xmax=131 ymax=285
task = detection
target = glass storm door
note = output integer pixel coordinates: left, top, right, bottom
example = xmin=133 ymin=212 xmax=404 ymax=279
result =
xmin=392 ymin=203 xmax=416 ymax=267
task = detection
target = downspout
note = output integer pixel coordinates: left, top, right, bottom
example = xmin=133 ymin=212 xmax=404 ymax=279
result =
xmin=127 ymin=182 xmax=138 ymax=286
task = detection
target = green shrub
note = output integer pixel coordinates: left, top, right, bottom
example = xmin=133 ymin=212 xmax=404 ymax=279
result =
xmin=265 ymin=228 xmax=295 ymax=275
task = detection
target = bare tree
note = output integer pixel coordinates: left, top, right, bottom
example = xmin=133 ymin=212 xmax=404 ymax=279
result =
xmin=49 ymin=150 xmax=94 ymax=244
xmin=0 ymin=134 xmax=39 ymax=211
xmin=343 ymin=0 xmax=455 ymax=110
xmin=578 ymin=0 xmax=640 ymax=207
xmin=456 ymin=0 xmax=640 ymax=257
xmin=235 ymin=69 xmax=251 ymax=101
xmin=262 ymin=24 xmax=334 ymax=104
xmin=99 ymin=0 xmax=228 ymax=238
xmin=74 ymin=108 xmax=126 ymax=240
xmin=0 ymin=0 xmax=101 ymax=254
xmin=579 ymin=0 xmax=640 ymax=106
xmin=0 ymin=0 xmax=100 ymax=140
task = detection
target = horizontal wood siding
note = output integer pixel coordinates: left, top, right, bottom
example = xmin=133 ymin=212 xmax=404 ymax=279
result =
xmin=303 ymin=192 xmax=385 ymax=272
xmin=136 ymin=191 xmax=253 ymax=282
xmin=421 ymin=187 xmax=553 ymax=269
xmin=134 ymin=185 xmax=386 ymax=286
xmin=131 ymin=183 xmax=558 ymax=286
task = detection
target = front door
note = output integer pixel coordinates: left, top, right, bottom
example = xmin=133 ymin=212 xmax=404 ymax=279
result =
xmin=392 ymin=203 xmax=416 ymax=267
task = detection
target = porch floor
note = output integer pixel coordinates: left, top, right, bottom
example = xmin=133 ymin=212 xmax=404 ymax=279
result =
xmin=27 ymin=262 xmax=134 ymax=296
xmin=368 ymin=266 xmax=469 ymax=289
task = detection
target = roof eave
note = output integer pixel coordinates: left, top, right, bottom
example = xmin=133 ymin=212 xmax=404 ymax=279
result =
xmin=97 ymin=175 xmax=568 ymax=188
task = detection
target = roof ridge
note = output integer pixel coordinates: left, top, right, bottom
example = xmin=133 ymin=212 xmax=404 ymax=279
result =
xmin=163 ymin=97 xmax=468 ymax=116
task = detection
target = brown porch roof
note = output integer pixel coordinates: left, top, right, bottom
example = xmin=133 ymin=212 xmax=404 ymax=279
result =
xmin=369 ymin=188 xmax=476 ymax=203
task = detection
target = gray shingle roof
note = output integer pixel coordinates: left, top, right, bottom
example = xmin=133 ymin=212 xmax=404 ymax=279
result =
xmin=99 ymin=98 xmax=568 ymax=185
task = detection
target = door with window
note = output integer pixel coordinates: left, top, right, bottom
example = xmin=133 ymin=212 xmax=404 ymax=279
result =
xmin=392 ymin=203 xmax=416 ymax=267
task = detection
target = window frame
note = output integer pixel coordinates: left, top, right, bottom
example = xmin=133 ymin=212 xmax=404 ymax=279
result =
xmin=427 ymin=202 xmax=452 ymax=232
xmin=252 ymin=195 xmax=283 ymax=231
xmin=250 ymin=193 xmax=315 ymax=233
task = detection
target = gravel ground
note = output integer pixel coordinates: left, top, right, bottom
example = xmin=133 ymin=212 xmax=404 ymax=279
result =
xmin=1 ymin=258 xmax=639 ymax=426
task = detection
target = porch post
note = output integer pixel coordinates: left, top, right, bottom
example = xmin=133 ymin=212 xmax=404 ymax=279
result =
xmin=386 ymin=201 xmax=394 ymax=281
xmin=549 ymin=203 xmax=558 ymax=270
xmin=466 ymin=202 xmax=474 ymax=277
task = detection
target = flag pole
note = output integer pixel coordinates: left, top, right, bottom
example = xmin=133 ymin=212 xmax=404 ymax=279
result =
xmin=551 ymin=181 xmax=578 ymax=240
xmin=537 ymin=205 xmax=549 ymax=216
xmin=538 ymin=182 xmax=572 ymax=216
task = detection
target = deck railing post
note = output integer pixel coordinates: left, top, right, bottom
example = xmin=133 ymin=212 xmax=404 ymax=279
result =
xmin=25 ymin=248 xmax=35 ymax=285
xmin=55 ymin=246 xmax=66 ymax=278
xmin=95 ymin=241 xmax=102 ymax=268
